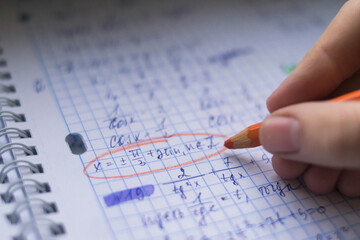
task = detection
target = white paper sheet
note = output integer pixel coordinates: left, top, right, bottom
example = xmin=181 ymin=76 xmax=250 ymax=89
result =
xmin=1 ymin=0 xmax=359 ymax=239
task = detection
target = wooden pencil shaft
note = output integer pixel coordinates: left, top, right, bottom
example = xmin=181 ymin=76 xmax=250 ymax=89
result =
xmin=227 ymin=89 xmax=360 ymax=149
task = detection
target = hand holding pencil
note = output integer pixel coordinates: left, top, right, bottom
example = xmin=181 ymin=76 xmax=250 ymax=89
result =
xmin=225 ymin=0 xmax=360 ymax=197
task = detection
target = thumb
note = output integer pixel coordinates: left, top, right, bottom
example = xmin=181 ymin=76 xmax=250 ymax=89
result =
xmin=259 ymin=102 xmax=360 ymax=168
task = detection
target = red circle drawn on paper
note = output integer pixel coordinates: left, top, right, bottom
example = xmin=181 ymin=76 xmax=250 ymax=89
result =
xmin=83 ymin=133 xmax=228 ymax=179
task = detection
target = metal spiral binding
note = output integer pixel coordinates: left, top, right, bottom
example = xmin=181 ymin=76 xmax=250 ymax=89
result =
xmin=7 ymin=198 xmax=57 ymax=224
xmin=14 ymin=217 xmax=65 ymax=240
xmin=0 ymin=142 xmax=36 ymax=158
xmin=0 ymin=160 xmax=42 ymax=183
xmin=0 ymin=72 xmax=11 ymax=80
xmin=0 ymin=84 xmax=16 ymax=93
xmin=0 ymin=98 xmax=20 ymax=107
xmin=0 ymin=128 xmax=30 ymax=139
xmin=0 ymin=111 xmax=25 ymax=122
xmin=0 ymin=53 xmax=65 ymax=239
xmin=1 ymin=179 xmax=50 ymax=203
xmin=0 ymin=59 xmax=6 ymax=67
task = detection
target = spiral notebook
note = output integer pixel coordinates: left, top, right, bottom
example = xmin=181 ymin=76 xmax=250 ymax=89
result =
xmin=1 ymin=0 xmax=360 ymax=239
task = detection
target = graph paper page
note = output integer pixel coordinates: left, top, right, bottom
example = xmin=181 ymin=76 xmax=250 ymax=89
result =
xmin=3 ymin=0 xmax=360 ymax=239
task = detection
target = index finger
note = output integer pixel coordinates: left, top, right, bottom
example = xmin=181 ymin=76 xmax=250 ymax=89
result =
xmin=267 ymin=0 xmax=360 ymax=112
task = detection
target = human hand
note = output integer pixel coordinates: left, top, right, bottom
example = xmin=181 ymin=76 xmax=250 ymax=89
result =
xmin=260 ymin=0 xmax=360 ymax=197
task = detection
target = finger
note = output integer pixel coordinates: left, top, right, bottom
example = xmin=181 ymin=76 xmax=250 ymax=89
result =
xmin=267 ymin=0 xmax=360 ymax=112
xmin=337 ymin=169 xmax=360 ymax=197
xmin=271 ymin=155 xmax=308 ymax=179
xmin=303 ymin=165 xmax=341 ymax=195
xmin=259 ymin=102 xmax=360 ymax=168
xmin=329 ymin=69 xmax=360 ymax=98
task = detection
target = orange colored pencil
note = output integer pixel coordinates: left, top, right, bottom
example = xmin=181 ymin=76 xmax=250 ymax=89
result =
xmin=224 ymin=89 xmax=360 ymax=149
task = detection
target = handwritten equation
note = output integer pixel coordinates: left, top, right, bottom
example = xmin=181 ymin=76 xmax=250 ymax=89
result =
xmin=19 ymin=0 xmax=359 ymax=239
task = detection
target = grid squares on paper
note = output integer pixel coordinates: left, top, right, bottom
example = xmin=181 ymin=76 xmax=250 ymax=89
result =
xmin=24 ymin=0 xmax=360 ymax=239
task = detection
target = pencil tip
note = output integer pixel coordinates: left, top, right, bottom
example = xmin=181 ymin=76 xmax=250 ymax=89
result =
xmin=224 ymin=138 xmax=233 ymax=149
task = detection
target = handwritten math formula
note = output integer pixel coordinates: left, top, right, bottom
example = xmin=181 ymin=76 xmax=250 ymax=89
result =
xmin=20 ymin=0 xmax=359 ymax=239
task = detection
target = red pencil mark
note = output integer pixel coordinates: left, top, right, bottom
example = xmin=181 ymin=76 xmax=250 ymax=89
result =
xmin=83 ymin=133 xmax=228 ymax=179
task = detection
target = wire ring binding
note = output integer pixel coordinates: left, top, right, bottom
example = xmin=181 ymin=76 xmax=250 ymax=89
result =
xmin=0 ymin=127 xmax=29 ymax=138
xmin=0 ymin=84 xmax=15 ymax=93
xmin=0 ymin=142 xmax=35 ymax=158
xmin=0 ymin=59 xmax=6 ymax=67
xmin=14 ymin=198 xmax=55 ymax=215
xmin=0 ymin=72 xmax=11 ymax=80
xmin=2 ymin=179 xmax=48 ymax=203
xmin=0 ymin=97 xmax=19 ymax=106
xmin=0 ymin=165 xmax=40 ymax=184
xmin=7 ymin=198 xmax=55 ymax=224
xmin=0 ymin=44 xmax=64 ymax=238
xmin=0 ymin=160 xmax=41 ymax=183
xmin=0 ymin=111 xmax=24 ymax=122
xmin=14 ymin=217 xmax=64 ymax=240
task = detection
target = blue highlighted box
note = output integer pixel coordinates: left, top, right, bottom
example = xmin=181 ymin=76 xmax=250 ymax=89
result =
xmin=104 ymin=185 xmax=155 ymax=207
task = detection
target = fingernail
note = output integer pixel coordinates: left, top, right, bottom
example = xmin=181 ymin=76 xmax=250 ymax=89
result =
xmin=260 ymin=116 xmax=301 ymax=153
